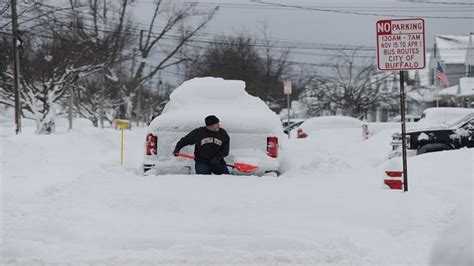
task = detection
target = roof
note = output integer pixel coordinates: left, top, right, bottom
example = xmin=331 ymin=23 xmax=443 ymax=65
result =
xmin=438 ymin=85 xmax=458 ymax=96
xmin=435 ymin=35 xmax=469 ymax=64
xmin=438 ymin=77 xmax=474 ymax=97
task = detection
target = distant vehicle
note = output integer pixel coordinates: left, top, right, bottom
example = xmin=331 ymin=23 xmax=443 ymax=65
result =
xmin=282 ymin=119 xmax=305 ymax=135
xmin=388 ymin=110 xmax=474 ymax=159
xmin=389 ymin=115 xmax=421 ymax=123
xmin=296 ymin=116 xmax=365 ymax=139
xmin=143 ymin=77 xmax=284 ymax=175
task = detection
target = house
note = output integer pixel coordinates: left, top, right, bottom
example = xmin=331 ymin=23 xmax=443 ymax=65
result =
xmin=368 ymin=71 xmax=436 ymax=122
xmin=436 ymin=33 xmax=474 ymax=107
xmin=441 ymin=77 xmax=474 ymax=108
xmin=429 ymin=34 xmax=470 ymax=87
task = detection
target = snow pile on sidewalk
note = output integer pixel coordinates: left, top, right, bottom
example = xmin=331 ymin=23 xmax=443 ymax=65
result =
xmin=1 ymin=119 xmax=472 ymax=265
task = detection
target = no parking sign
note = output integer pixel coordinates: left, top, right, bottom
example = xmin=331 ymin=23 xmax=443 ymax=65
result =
xmin=376 ymin=18 xmax=425 ymax=71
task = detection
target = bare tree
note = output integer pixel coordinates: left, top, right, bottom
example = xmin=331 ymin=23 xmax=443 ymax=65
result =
xmin=125 ymin=0 xmax=217 ymax=124
xmin=70 ymin=69 xmax=123 ymax=127
xmin=302 ymin=50 xmax=384 ymax=118
xmin=0 ymin=0 xmax=132 ymax=134
xmin=185 ymin=33 xmax=261 ymax=93
xmin=185 ymin=30 xmax=292 ymax=111
xmin=257 ymin=22 xmax=292 ymax=107
xmin=0 ymin=2 xmax=10 ymax=17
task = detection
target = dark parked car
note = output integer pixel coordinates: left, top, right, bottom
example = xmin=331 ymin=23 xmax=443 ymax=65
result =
xmin=389 ymin=113 xmax=474 ymax=158
xmin=282 ymin=119 xmax=305 ymax=135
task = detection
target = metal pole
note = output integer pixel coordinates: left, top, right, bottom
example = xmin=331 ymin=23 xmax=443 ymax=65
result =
xmin=11 ymin=0 xmax=21 ymax=134
xmin=399 ymin=71 xmax=408 ymax=192
xmin=287 ymin=94 xmax=290 ymax=139
xmin=120 ymin=128 xmax=124 ymax=165
xmin=68 ymin=89 xmax=73 ymax=129
xmin=100 ymin=89 xmax=104 ymax=128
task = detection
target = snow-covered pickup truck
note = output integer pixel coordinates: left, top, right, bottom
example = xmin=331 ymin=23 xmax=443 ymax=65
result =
xmin=388 ymin=112 xmax=474 ymax=159
xmin=142 ymin=77 xmax=285 ymax=176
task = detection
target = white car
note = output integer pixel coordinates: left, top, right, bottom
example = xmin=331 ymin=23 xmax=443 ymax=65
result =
xmin=143 ymin=77 xmax=285 ymax=175
xmin=295 ymin=115 xmax=365 ymax=139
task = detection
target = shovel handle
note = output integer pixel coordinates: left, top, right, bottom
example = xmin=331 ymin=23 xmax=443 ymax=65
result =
xmin=176 ymin=152 xmax=195 ymax=160
xmin=176 ymin=152 xmax=258 ymax=173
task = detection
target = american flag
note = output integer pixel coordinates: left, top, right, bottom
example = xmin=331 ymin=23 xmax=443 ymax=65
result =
xmin=435 ymin=61 xmax=449 ymax=88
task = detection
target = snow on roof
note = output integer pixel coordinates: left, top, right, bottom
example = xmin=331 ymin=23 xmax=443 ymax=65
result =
xmin=435 ymin=35 xmax=469 ymax=64
xmin=438 ymin=85 xmax=458 ymax=96
xmin=437 ymin=77 xmax=474 ymax=97
xmin=459 ymin=77 xmax=474 ymax=97
xmin=406 ymin=86 xmax=437 ymax=102
xmin=149 ymin=77 xmax=282 ymax=134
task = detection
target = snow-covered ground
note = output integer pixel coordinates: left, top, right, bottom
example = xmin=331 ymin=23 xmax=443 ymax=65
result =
xmin=1 ymin=116 xmax=473 ymax=265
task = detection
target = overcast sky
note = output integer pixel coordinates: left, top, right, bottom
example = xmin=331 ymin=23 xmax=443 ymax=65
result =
xmin=129 ymin=0 xmax=473 ymax=82
xmin=133 ymin=0 xmax=472 ymax=49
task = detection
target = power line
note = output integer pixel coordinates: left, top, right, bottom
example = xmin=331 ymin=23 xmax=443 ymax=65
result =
xmin=8 ymin=2 xmax=473 ymax=74
xmin=14 ymin=9 xmax=472 ymax=57
xmin=408 ymin=1 xmax=474 ymax=6
xmin=16 ymin=2 xmax=472 ymax=53
xmin=254 ymin=0 xmax=474 ymax=19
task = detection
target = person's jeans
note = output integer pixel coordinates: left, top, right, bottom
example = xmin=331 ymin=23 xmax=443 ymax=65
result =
xmin=195 ymin=161 xmax=230 ymax=175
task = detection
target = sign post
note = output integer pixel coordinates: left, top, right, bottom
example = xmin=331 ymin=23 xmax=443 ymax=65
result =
xmin=114 ymin=119 xmax=130 ymax=166
xmin=284 ymin=80 xmax=292 ymax=139
xmin=376 ymin=18 xmax=425 ymax=192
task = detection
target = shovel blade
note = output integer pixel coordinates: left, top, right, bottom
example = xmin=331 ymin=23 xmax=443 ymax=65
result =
xmin=234 ymin=162 xmax=258 ymax=173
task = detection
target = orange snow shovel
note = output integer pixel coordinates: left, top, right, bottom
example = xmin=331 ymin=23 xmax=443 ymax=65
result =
xmin=176 ymin=153 xmax=258 ymax=173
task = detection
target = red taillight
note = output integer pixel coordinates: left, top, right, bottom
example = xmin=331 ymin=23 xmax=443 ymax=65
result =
xmin=385 ymin=171 xmax=403 ymax=178
xmin=267 ymin=136 xmax=278 ymax=158
xmin=146 ymin=133 xmax=157 ymax=155
xmin=297 ymin=128 xmax=307 ymax=138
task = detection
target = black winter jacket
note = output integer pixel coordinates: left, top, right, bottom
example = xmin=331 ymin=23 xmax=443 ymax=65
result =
xmin=174 ymin=127 xmax=230 ymax=163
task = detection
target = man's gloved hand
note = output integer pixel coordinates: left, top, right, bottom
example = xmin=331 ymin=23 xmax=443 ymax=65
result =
xmin=172 ymin=148 xmax=179 ymax=156
xmin=210 ymin=157 xmax=221 ymax=165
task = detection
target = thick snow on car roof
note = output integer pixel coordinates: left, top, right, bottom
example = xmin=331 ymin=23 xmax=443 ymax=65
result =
xmin=300 ymin=116 xmax=363 ymax=132
xmin=149 ymin=77 xmax=282 ymax=134
xmin=412 ymin=107 xmax=474 ymax=130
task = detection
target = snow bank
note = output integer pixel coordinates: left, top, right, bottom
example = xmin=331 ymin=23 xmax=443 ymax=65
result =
xmin=1 ymin=118 xmax=473 ymax=265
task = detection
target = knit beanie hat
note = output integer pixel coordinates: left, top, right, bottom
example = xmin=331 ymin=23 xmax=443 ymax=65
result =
xmin=205 ymin=115 xmax=220 ymax=126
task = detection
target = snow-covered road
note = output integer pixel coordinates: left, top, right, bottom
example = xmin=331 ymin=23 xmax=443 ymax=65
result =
xmin=1 ymin=121 xmax=472 ymax=265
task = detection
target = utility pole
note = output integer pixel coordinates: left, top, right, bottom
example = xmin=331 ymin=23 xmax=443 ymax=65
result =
xmin=11 ymin=0 xmax=21 ymax=134
xmin=399 ymin=71 xmax=408 ymax=192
